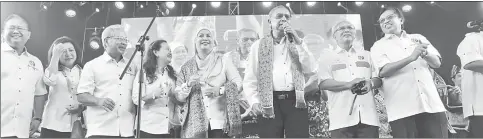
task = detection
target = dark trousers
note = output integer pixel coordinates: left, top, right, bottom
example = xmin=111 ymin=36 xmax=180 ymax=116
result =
xmin=468 ymin=116 xmax=483 ymax=138
xmin=207 ymin=124 xmax=229 ymax=138
xmin=170 ymin=126 xmax=181 ymax=138
xmin=257 ymin=91 xmax=309 ymax=138
xmin=389 ymin=112 xmax=448 ymax=138
xmin=40 ymin=127 xmax=71 ymax=138
xmin=139 ymin=130 xmax=171 ymax=138
xmin=89 ymin=135 xmax=134 ymax=138
xmin=330 ymin=123 xmax=379 ymax=138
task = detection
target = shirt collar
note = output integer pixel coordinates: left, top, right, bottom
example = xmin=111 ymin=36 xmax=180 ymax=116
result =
xmin=334 ymin=44 xmax=358 ymax=54
xmin=1 ymin=42 xmax=30 ymax=56
xmin=383 ymin=30 xmax=409 ymax=40
xmin=101 ymin=52 xmax=127 ymax=63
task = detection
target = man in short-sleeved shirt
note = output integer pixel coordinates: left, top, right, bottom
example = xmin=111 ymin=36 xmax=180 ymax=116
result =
xmin=370 ymin=7 xmax=447 ymax=138
xmin=76 ymin=24 xmax=138 ymax=138
xmin=1 ymin=14 xmax=48 ymax=138
xmin=456 ymin=31 xmax=483 ymax=138
xmin=318 ymin=20 xmax=382 ymax=138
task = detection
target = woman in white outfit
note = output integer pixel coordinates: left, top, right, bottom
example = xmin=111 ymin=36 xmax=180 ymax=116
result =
xmin=41 ymin=36 xmax=84 ymax=138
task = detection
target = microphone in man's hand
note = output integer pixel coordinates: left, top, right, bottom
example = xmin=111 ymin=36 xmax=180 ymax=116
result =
xmin=351 ymin=80 xmax=367 ymax=95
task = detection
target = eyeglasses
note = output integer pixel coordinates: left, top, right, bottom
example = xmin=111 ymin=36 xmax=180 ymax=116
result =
xmin=274 ymin=13 xmax=291 ymax=20
xmin=105 ymin=36 xmax=129 ymax=43
xmin=5 ymin=26 xmax=28 ymax=32
xmin=378 ymin=14 xmax=398 ymax=24
xmin=241 ymin=37 xmax=258 ymax=42
xmin=335 ymin=25 xmax=355 ymax=32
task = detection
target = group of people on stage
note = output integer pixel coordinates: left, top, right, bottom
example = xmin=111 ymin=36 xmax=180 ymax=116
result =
xmin=1 ymin=4 xmax=482 ymax=138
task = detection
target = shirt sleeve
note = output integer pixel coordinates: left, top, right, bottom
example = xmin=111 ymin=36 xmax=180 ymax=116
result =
xmin=174 ymin=68 xmax=191 ymax=103
xmin=132 ymin=70 xmax=147 ymax=106
xmin=77 ymin=62 xmax=95 ymax=95
xmin=457 ymin=34 xmax=483 ymax=67
xmin=34 ymin=60 xmax=47 ymax=96
xmin=370 ymin=42 xmax=391 ymax=73
xmin=317 ymin=51 xmax=333 ymax=85
xmin=43 ymin=68 xmax=60 ymax=86
xmin=223 ymin=54 xmax=242 ymax=91
xmin=242 ymin=40 xmax=261 ymax=106
xmin=295 ymin=42 xmax=318 ymax=75
xmin=417 ymin=34 xmax=441 ymax=58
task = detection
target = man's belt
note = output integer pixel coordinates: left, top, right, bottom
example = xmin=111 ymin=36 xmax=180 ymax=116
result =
xmin=273 ymin=91 xmax=295 ymax=100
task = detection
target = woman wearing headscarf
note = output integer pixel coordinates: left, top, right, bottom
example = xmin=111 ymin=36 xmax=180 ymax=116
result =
xmin=131 ymin=39 xmax=180 ymax=138
xmin=174 ymin=28 xmax=243 ymax=138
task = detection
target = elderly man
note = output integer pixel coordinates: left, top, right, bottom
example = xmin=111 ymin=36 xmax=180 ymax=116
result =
xmin=456 ymin=29 xmax=483 ymax=138
xmin=318 ymin=20 xmax=382 ymax=138
xmin=1 ymin=14 xmax=48 ymax=138
xmin=226 ymin=28 xmax=260 ymax=78
xmin=370 ymin=7 xmax=447 ymax=138
xmin=243 ymin=5 xmax=317 ymax=138
xmin=76 ymin=24 xmax=138 ymax=138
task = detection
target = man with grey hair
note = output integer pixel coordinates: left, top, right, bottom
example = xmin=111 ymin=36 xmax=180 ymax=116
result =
xmin=243 ymin=5 xmax=317 ymax=137
xmin=77 ymin=24 xmax=138 ymax=138
xmin=1 ymin=14 xmax=48 ymax=138
xmin=318 ymin=20 xmax=382 ymax=138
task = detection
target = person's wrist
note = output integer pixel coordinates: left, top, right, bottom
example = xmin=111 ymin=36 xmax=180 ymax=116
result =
xmin=33 ymin=117 xmax=42 ymax=122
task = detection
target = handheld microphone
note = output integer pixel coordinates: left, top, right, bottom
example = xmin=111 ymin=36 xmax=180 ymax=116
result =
xmin=467 ymin=19 xmax=483 ymax=29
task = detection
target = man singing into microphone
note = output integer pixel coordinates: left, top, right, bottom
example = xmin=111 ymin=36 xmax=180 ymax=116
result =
xmin=318 ymin=20 xmax=382 ymax=138
xmin=76 ymin=24 xmax=138 ymax=138
xmin=370 ymin=7 xmax=447 ymax=138
xmin=456 ymin=26 xmax=483 ymax=138
xmin=243 ymin=5 xmax=317 ymax=138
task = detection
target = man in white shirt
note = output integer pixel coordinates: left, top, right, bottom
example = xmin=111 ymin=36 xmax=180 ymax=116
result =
xmin=370 ymin=7 xmax=447 ymax=138
xmin=76 ymin=24 xmax=138 ymax=138
xmin=318 ymin=20 xmax=382 ymax=138
xmin=456 ymin=30 xmax=483 ymax=138
xmin=1 ymin=14 xmax=48 ymax=138
xmin=243 ymin=5 xmax=317 ymax=138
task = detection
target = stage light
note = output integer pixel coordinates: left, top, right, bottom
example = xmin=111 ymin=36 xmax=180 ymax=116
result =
xmin=79 ymin=2 xmax=86 ymax=6
xmin=166 ymin=2 xmax=175 ymax=9
xmin=430 ymin=1 xmax=435 ymax=4
xmin=355 ymin=2 xmax=364 ymax=6
xmin=137 ymin=2 xmax=147 ymax=9
xmin=93 ymin=2 xmax=104 ymax=12
xmin=262 ymin=2 xmax=272 ymax=7
xmin=211 ymin=2 xmax=221 ymax=8
xmin=381 ymin=4 xmax=385 ymax=8
xmin=192 ymin=4 xmax=197 ymax=8
xmin=95 ymin=8 xmax=100 ymax=12
xmin=89 ymin=31 xmax=102 ymax=50
xmin=65 ymin=8 xmax=76 ymax=17
xmin=115 ymin=2 xmax=124 ymax=9
xmin=40 ymin=2 xmax=51 ymax=11
xmin=307 ymin=2 xmax=316 ymax=7
xmin=402 ymin=4 xmax=412 ymax=12
xmin=286 ymin=3 xmax=290 ymax=7
xmin=337 ymin=2 xmax=342 ymax=7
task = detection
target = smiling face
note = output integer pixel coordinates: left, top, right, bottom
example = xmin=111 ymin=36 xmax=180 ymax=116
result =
xmin=104 ymin=30 xmax=128 ymax=56
xmin=153 ymin=42 xmax=172 ymax=64
xmin=237 ymin=29 xmax=258 ymax=54
xmin=57 ymin=42 xmax=77 ymax=68
xmin=2 ymin=17 xmax=31 ymax=48
xmin=378 ymin=9 xmax=404 ymax=34
xmin=194 ymin=29 xmax=215 ymax=54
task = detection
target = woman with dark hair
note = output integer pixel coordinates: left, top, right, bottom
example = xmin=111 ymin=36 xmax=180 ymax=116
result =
xmin=370 ymin=6 xmax=446 ymax=138
xmin=131 ymin=39 xmax=180 ymax=138
xmin=174 ymin=28 xmax=242 ymax=138
xmin=41 ymin=36 xmax=85 ymax=138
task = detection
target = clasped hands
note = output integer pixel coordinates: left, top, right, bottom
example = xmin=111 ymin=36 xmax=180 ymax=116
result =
xmin=348 ymin=78 xmax=372 ymax=95
xmin=188 ymin=75 xmax=222 ymax=98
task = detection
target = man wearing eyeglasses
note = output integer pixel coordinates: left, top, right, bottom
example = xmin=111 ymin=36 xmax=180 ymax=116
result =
xmin=76 ymin=24 xmax=138 ymax=138
xmin=370 ymin=7 xmax=447 ymax=138
xmin=243 ymin=5 xmax=317 ymax=137
xmin=318 ymin=20 xmax=382 ymax=138
xmin=1 ymin=14 xmax=48 ymax=138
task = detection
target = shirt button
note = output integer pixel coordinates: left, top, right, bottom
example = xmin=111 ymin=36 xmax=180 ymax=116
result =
xmin=18 ymin=90 xmax=21 ymax=92
xmin=16 ymin=103 xmax=19 ymax=105
xmin=414 ymin=68 xmax=416 ymax=70
xmin=417 ymin=80 xmax=420 ymax=82
xmin=165 ymin=105 xmax=168 ymax=107
xmin=120 ymin=94 xmax=122 ymax=96
xmin=70 ymin=96 xmax=73 ymax=98
xmin=19 ymin=78 xmax=21 ymax=80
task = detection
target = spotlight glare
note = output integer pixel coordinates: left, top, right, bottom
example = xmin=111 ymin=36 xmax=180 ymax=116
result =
xmin=211 ymin=2 xmax=221 ymax=8
xmin=337 ymin=2 xmax=342 ymax=7
xmin=262 ymin=2 xmax=272 ymax=7
xmin=43 ymin=5 xmax=48 ymax=10
xmin=402 ymin=4 xmax=412 ymax=12
xmin=306 ymin=2 xmax=316 ymax=7
xmin=192 ymin=4 xmax=197 ymax=8
xmin=140 ymin=5 xmax=144 ymax=8
xmin=430 ymin=1 xmax=435 ymax=4
xmin=65 ymin=8 xmax=76 ymax=17
xmin=115 ymin=2 xmax=124 ymax=9
xmin=166 ymin=2 xmax=175 ymax=9
xmin=355 ymin=2 xmax=364 ymax=6
xmin=95 ymin=8 xmax=100 ymax=12
xmin=381 ymin=4 xmax=385 ymax=8
xmin=286 ymin=3 xmax=290 ymax=7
